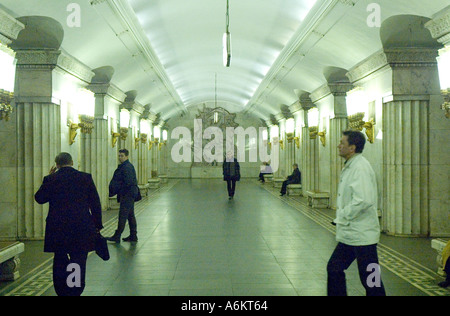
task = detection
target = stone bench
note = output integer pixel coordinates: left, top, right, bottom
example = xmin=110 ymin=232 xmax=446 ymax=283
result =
xmin=431 ymin=238 xmax=449 ymax=276
xmin=0 ymin=241 xmax=25 ymax=281
xmin=273 ymin=178 xmax=285 ymax=189
xmin=159 ymin=174 xmax=168 ymax=184
xmin=264 ymin=174 xmax=273 ymax=183
xmin=108 ymin=196 xmax=120 ymax=210
xmin=305 ymin=190 xmax=330 ymax=209
xmin=287 ymin=184 xmax=302 ymax=196
xmin=138 ymin=183 xmax=150 ymax=197
xmin=148 ymin=178 xmax=161 ymax=189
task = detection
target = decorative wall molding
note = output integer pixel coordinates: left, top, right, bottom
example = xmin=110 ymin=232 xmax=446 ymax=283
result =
xmin=425 ymin=7 xmax=450 ymax=45
xmin=346 ymin=50 xmax=388 ymax=83
xmin=122 ymin=101 xmax=145 ymax=116
xmin=289 ymin=102 xmax=302 ymax=114
xmin=57 ymin=52 xmax=95 ymax=84
xmin=0 ymin=9 xmax=25 ymax=44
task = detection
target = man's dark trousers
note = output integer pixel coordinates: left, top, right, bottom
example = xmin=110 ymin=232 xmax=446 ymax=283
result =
xmin=117 ymin=195 xmax=137 ymax=236
xmin=53 ymin=252 xmax=88 ymax=296
xmin=327 ymin=242 xmax=386 ymax=296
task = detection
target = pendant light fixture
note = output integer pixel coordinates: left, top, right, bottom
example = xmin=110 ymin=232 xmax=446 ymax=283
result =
xmin=223 ymin=0 xmax=231 ymax=67
xmin=214 ymin=73 xmax=219 ymax=123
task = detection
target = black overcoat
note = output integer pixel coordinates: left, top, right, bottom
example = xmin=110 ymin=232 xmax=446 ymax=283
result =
xmin=35 ymin=167 xmax=103 ymax=253
xmin=223 ymin=158 xmax=241 ymax=181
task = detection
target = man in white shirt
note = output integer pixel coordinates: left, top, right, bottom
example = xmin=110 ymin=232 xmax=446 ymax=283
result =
xmin=327 ymin=131 xmax=386 ymax=296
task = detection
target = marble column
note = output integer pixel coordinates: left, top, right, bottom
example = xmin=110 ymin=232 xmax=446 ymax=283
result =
xmin=425 ymin=6 xmax=450 ymax=237
xmin=329 ymin=83 xmax=352 ymax=209
xmin=83 ymin=78 xmax=126 ymax=210
xmin=0 ymin=10 xmax=23 ymax=239
xmin=299 ymin=94 xmax=315 ymax=193
xmin=382 ymin=96 xmax=430 ymax=236
xmin=14 ymin=50 xmax=62 ymax=239
xmin=147 ymin=115 xmax=155 ymax=180
xmin=276 ymin=115 xmax=286 ymax=177
xmin=382 ymin=48 xmax=442 ymax=237
xmin=329 ymin=117 xmax=348 ymax=208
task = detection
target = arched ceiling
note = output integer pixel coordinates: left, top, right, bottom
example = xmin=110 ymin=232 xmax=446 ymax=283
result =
xmin=0 ymin=0 xmax=449 ymax=122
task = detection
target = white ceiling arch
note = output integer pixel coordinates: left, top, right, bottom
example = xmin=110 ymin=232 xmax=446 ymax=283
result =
xmin=0 ymin=0 xmax=449 ymax=122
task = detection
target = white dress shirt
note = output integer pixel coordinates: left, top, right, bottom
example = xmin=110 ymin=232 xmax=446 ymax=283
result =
xmin=334 ymin=153 xmax=381 ymax=246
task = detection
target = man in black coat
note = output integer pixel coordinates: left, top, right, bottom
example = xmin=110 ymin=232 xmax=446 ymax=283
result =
xmin=280 ymin=163 xmax=301 ymax=196
xmin=107 ymin=149 xmax=139 ymax=243
xmin=223 ymin=152 xmax=241 ymax=200
xmin=35 ymin=152 xmax=103 ymax=296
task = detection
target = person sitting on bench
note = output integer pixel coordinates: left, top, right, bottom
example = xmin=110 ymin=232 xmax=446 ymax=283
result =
xmin=280 ymin=163 xmax=301 ymax=196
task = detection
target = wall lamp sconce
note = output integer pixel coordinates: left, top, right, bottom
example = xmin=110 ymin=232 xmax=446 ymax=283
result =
xmin=286 ymin=132 xmax=300 ymax=149
xmin=442 ymin=89 xmax=450 ymax=118
xmin=119 ymin=109 xmax=130 ymax=141
xmin=68 ymin=115 xmax=94 ymax=145
xmin=0 ymin=90 xmax=14 ymax=122
xmin=140 ymin=133 xmax=148 ymax=144
xmin=437 ymin=46 xmax=450 ymax=118
xmin=308 ymin=126 xmax=326 ymax=146
xmin=69 ymin=121 xmax=80 ymax=145
xmin=78 ymin=115 xmax=94 ymax=134
xmin=134 ymin=136 xmax=140 ymax=149
xmin=346 ymin=87 xmax=375 ymax=143
xmin=149 ymin=137 xmax=159 ymax=150
xmin=348 ymin=112 xmax=375 ymax=143
xmin=111 ymin=131 xmax=120 ymax=148
xmin=119 ymin=127 xmax=128 ymax=141
xmin=158 ymin=130 xmax=168 ymax=151
xmin=279 ymin=139 xmax=284 ymax=150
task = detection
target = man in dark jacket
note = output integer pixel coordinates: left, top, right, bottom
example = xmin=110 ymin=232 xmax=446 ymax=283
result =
xmin=107 ymin=149 xmax=139 ymax=243
xmin=35 ymin=152 xmax=103 ymax=296
xmin=223 ymin=152 xmax=241 ymax=200
xmin=280 ymin=163 xmax=301 ymax=196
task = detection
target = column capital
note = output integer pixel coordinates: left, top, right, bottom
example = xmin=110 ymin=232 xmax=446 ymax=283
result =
xmin=347 ymin=48 xmax=440 ymax=84
xmin=299 ymin=94 xmax=315 ymax=112
xmin=88 ymin=82 xmax=126 ymax=103
xmin=15 ymin=50 xmax=61 ymax=70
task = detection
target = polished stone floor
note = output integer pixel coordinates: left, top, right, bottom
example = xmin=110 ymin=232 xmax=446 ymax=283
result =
xmin=0 ymin=179 xmax=448 ymax=296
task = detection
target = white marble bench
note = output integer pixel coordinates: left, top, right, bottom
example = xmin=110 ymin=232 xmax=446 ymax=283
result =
xmin=108 ymin=196 xmax=120 ymax=210
xmin=148 ymin=178 xmax=161 ymax=189
xmin=264 ymin=174 xmax=273 ymax=183
xmin=0 ymin=241 xmax=25 ymax=281
xmin=138 ymin=183 xmax=150 ymax=197
xmin=159 ymin=174 xmax=168 ymax=184
xmin=287 ymin=184 xmax=302 ymax=196
xmin=431 ymin=239 xmax=449 ymax=276
xmin=305 ymin=190 xmax=330 ymax=209
xmin=273 ymin=178 xmax=285 ymax=189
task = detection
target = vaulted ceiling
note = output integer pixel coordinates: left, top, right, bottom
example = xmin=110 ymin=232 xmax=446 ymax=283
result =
xmin=0 ymin=0 xmax=448 ymax=122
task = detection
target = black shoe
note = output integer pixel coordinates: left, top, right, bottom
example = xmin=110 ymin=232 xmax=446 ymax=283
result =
xmin=106 ymin=231 xmax=121 ymax=243
xmin=280 ymin=193 xmax=285 ymax=196
xmin=122 ymin=235 xmax=138 ymax=242
xmin=229 ymin=196 xmax=232 ymax=200
xmin=438 ymin=280 xmax=450 ymax=288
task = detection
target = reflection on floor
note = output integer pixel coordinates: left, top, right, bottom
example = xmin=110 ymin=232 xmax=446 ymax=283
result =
xmin=0 ymin=179 xmax=448 ymax=296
